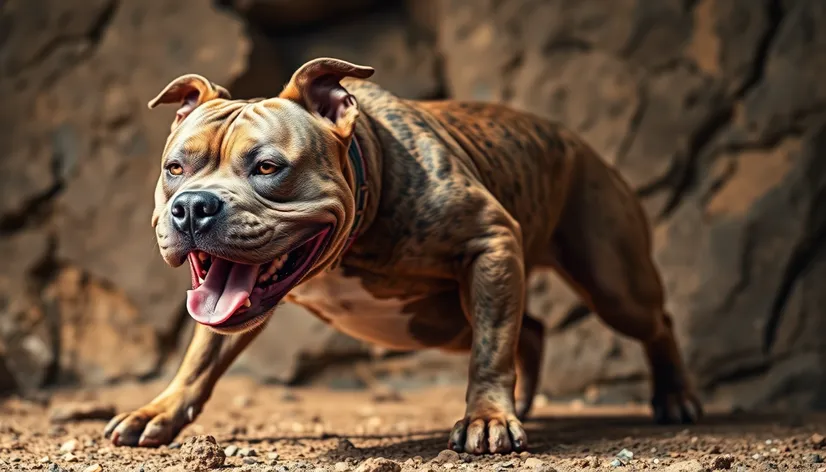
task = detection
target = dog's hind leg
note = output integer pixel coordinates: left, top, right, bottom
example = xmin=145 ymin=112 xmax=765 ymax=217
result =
xmin=548 ymin=145 xmax=702 ymax=424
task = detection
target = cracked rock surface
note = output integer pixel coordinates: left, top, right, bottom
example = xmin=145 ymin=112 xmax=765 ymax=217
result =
xmin=2 ymin=0 xmax=826 ymax=412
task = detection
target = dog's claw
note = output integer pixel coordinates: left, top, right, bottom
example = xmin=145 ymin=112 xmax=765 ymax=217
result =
xmin=652 ymin=391 xmax=703 ymax=425
xmin=447 ymin=415 xmax=527 ymax=454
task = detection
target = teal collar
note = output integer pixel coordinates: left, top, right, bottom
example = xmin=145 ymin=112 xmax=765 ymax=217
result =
xmin=342 ymin=137 xmax=369 ymax=254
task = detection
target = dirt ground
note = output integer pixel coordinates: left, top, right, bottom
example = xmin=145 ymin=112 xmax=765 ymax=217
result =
xmin=1 ymin=377 xmax=825 ymax=472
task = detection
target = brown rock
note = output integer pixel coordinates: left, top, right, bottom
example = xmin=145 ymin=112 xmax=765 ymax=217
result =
xmin=355 ymin=457 xmax=401 ymax=472
xmin=432 ymin=449 xmax=461 ymax=464
xmin=662 ymin=460 xmax=706 ymax=472
xmin=180 ymin=435 xmax=225 ymax=471
xmin=712 ymin=454 xmax=735 ymax=470
xmin=812 ymin=433 xmax=826 ymax=449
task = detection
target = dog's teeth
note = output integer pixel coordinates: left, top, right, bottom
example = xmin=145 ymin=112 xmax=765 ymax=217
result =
xmin=258 ymin=273 xmax=270 ymax=283
xmin=198 ymin=276 xmax=204 ymax=284
xmin=200 ymin=269 xmax=207 ymax=277
xmin=243 ymin=298 xmax=251 ymax=308
xmin=198 ymin=252 xmax=208 ymax=262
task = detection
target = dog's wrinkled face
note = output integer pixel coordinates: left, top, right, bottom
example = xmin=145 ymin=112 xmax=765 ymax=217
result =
xmin=150 ymin=58 xmax=374 ymax=333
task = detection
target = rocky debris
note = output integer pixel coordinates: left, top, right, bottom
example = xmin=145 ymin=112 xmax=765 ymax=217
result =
xmin=83 ymin=465 xmax=102 ymax=472
xmin=712 ymin=455 xmax=735 ymax=470
xmin=524 ymin=457 xmax=556 ymax=471
xmin=662 ymin=460 xmax=707 ymax=472
xmin=432 ymin=449 xmax=461 ymax=464
xmin=59 ymin=439 xmax=79 ymax=452
xmin=812 ymin=434 xmax=826 ymax=449
xmin=611 ymin=448 xmax=634 ymax=467
xmin=355 ymin=458 xmax=401 ymax=472
xmin=49 ymin=402 xmax=116 ymax=424
xmin=179 ymin=435 xmax=225 ymax=471
xmin=237 ymin=447 xmax=256 ymax=457
xmin=223 ymin=444 xmax=238 ymax=457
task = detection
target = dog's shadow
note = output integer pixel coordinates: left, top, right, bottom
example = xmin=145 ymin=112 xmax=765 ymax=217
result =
xmin=240 ymin=411 xmax=818 ymax=462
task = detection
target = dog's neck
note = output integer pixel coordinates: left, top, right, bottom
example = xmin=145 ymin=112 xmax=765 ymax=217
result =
xmin=335 ymin=112 xmax=383 ymax=263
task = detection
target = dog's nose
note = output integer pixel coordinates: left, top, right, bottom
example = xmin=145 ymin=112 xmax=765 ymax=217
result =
xmin=170 ymin=191 xmax=224 ymax=236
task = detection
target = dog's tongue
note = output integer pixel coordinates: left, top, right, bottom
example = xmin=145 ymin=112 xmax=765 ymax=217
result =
xmin=186 ymin=258 xmax=260 ymax=326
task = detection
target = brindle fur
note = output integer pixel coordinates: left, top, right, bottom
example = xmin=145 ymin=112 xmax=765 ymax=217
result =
xmin=104 ymin=58 xmax=701 ymax=454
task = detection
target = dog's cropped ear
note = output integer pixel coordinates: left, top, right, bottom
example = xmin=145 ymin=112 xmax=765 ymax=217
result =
xmin=148 ymin=74 xmax=231 ymax=131
xmin=279 ymin=57 xmax=374 ymax=141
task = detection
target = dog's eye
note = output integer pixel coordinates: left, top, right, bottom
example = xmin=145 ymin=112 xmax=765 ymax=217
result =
xmin=256 ymin=162 xmax=279 ymax=175
xmin=166 ymin=163 xmax=183 ymax=176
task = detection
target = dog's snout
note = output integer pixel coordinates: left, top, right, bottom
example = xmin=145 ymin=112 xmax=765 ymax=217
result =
xmin=170 ymin=191 xmax=224 ymax=236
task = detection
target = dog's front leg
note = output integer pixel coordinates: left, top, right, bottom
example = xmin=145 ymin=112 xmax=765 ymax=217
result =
xmin=448 ymin=222 xmax=528 ymax=454
xmin=104 ymin=322 xmax=264 ymax=447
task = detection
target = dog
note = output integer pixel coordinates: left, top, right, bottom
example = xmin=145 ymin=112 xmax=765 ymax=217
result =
xmin=103 ymin=57 xmax=702 ymax=454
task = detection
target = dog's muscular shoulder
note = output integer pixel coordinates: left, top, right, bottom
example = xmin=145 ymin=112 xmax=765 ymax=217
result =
xmin=288 ymin=78 xmax=578 ymax=349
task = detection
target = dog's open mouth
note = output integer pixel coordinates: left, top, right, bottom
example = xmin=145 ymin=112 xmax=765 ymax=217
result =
xmin=185 ymin=227 xmax=331 ymax=328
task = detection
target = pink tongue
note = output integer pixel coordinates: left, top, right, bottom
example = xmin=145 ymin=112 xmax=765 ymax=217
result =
xmin=186 ymin=258 xmax=261 ymax=326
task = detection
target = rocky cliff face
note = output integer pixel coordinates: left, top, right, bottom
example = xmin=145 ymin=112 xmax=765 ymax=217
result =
xmin=1 ymin=0 xmax=824 ymax=410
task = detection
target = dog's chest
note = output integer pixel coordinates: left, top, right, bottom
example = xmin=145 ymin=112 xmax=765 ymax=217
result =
xmin=288 ymin=268 xmax=465 ymax=350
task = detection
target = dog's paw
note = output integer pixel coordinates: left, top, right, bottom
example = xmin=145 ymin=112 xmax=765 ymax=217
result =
xmin=447 ymin=414 xmax=527 ymax=454
xmin=651 ymin=388 xmax=703 ymax=425
xmin=104 ymin=392 xmax=199 ymax=447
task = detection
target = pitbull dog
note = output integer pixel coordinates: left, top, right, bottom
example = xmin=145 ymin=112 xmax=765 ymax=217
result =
xmin=104 ymin=57 xmax=701 ymax=454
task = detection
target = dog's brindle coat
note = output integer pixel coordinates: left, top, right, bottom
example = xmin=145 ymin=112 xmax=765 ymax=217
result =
xmin=104 ymin=58 xmax=701 ymax=454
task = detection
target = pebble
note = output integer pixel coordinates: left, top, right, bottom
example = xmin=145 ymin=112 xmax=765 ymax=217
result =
xmin=524 ymin=458 xmax=544 ymax=468
xmin=180 ymin=435 xmax=225 ymax=471
xmin=662 ymin=460 xmax=706 ymax=472
xmin=752 ymin=453 xmax=762 ymax=460
xmin=233 ymin=395 xmax=252 ymax=408
xmin=712 ymin=455 xmax=735 ymax=470
xmin=60 ymin=439 xmax=79 ymax=453
xmin=813 ymin=434 xmax=826 ymax=449
xmin=614 ymin=448 xmax=634 ymax=466
xmin=811 ymin=454 xmax=824 ymax=464
xmin=83 ymin=465 xmax=103 ymax=472
xmin=267 ymin=452 xmax=280 ymax=460
xmin=433 ymin=449 xmax=461 ymax=464
xmin=39 ymin=456 xmax=50 ymax=463
xmin=168 ymin=442 xmax=181 ymax=449
xmin=337 ymin=438 xmax=357 ymax=451
xmin=355 ymin=457 xmax=401 ymax=472
xmin=224 ymin=445 xmax=239 ymax=457
xmin=61 ymin=453 xmax=79 ymax=462
xmin=243 ymin=456 xmax=258 ymax=464
xmin=335 ymin=462 xmax=350 ymax=471
xmin=238 ymin=447 xmax=256 ymax=457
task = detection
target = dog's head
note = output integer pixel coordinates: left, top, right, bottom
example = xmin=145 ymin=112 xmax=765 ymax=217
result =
xmin=149 ymin=58 xmax=374 ymax=333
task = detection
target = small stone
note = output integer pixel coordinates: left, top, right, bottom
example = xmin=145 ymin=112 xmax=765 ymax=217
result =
xmin=752 ymin=453 xmax=762 ymax=460
xmin=614 ymin=449 xmax=634 ymax=466
xmin=813 ymin=434 xmax=826 ymax=449
xmin=811 ymin=454 xmax=824 ymax=464
xmin=653 ymin=458 xmax=660 ymax=465
xmin=238 ymin=447 xmax=256 ymax=457
xmin=83 ymin=465 xmax=103 ymax=472
xmin=433 ymin=449 xmax=461 ymax=464
xmin=48 ymin=464 xmax=64 ymax=472
xmin=180 ymin=435 xmax=225 ymax=471
xmin=610 ymin=459 xmax=623 ymax=467
xmin=61 ymin=453 xmax=78 ymax=462
xmin=355 ymin=457 xmax=401 ymax=472
xmin=243 ymin=457 xmax=258 ymax=465
xmin=39 ymin=456 xmax=50 ymax=463
xmin=60 ymin=439 xmax=79 ymax=453
xmin=224 ymin=445 xmax=238 ymax=457
xmin=168 ymin=442 xmax=181 ymax=449
xmin=712 ymin=455 xmax=735 ymax=470
xmin=523 ymin=457 xmax=557 ymax=471
xmin=444 ymin=464 xmax=455 ymax=470
xmin=335 ymin=462 xmax=350 ymax=471
xmin=337 ymin=438 xmax=357 ymax=451
xmin=267 ymin=452 xmax=280 ymax=460
xmin=662 ymin=460 xmax=705 ymax=472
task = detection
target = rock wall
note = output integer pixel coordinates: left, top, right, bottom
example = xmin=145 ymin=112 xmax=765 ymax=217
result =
xmin=1 ymin=0 xmax=825 ymax=410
